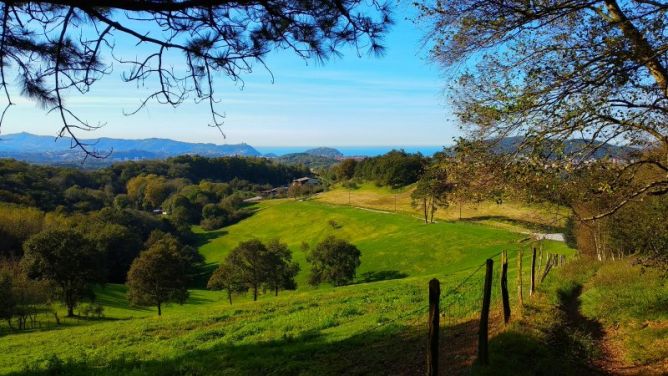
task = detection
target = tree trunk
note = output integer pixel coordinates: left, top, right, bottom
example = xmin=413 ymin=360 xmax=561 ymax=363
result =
xmin=517 ymin=250 xmax=523 ymax=312
xmin=66 ymin=305 xmax=74 ymax=318
xmin=157 ymin=302 xmax=161 ymax=316
xmin=227 ymin=290 xmax=232 ymax=305
xmin=253 ymin=285 xmax=258 ymax=301
xmin=429 ymin=197 xmax=436 ymax=223
xmin=423 ymin=198 xmax=428 ymax=224
xmin=275 ymin=286 xmax=279 ymax=296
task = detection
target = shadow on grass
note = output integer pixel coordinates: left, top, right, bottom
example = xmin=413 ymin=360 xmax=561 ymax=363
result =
xmin=552 ymin=284 xmax=605 ymax=366
xmin=95 ymin=285 xmax=150 ymax=312
xmin=469 ymin=285 xmax=608 ymax=376
xmin=359 ymin=270 xmax=408 ymax=283
xmin=457 ymin=215 xmax=564 ymax=233
xmin=192 ymin=262 xmax=219 ymax=289
xmin=0 ymin=313 xmax=129 ymax=339
xmin=7 ymin=307 xmax=608 ymax=376
xmin=194 ymin=229 xmax=229 ymax=247
xmin=5 ymin=313 xmax=513 ymax=376
xmin=10 ymin=322 xmax=428 ymax=376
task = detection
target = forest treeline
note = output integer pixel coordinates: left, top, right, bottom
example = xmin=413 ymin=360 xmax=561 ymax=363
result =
xmin=0 ymin=155 xmax=308 ymax=211
xmin=0 ymin=155 xmax=311 ymax=325
xmin=1 ymin=155 xmax=309 ymax=258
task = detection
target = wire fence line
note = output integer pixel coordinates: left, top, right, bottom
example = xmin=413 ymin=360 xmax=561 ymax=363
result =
xmin=352 ymin=247 xmax=569 ymax=373
xmin=353 ymin=253 xmax=502 ymax=339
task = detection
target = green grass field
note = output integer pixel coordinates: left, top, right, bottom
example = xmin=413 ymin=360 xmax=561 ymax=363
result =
xmin=0 ymin=198 xmax=576 ymax=375
xmin=196 ymin=199 xmax=570 ymax=288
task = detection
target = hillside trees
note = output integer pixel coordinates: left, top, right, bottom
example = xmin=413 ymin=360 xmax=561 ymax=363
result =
xmin=126 ymin=175 xmax=186 ymax=210
xmin=307 ymin=236 xmax=361 ymax=286
xmin=88 ymin=224 xmax=143 ymax=283
xmin=225 ymin=240 xmax=268 ymax=301
xmin=0 ymin=2 xmax=391 ymax=156
xmin=422 ymin=0 xmax=668 ymax=217
xmin=208 ymin=239 xmax=299 ymax=302
xmin=353 ymin=151 xmax=426 ymax=188
xmin=21 ymin=229 xmax=104 ymax=317
xmin=336 ymin=159 xmax=358 ymax=181
xmin=444 ymin=139 xmax=508 ymax=219
xmin=264 ymin=240 xmax=300 ymax=296
xmin=0 ymin=261 xmax=51 ymax=330
xmin=207 ymin=262 xmax=246 ymax=305
xmin=0 ymin=205 xmax=43 ymax=258
xmin=126 ymin=236 xmax=194 ymax=316
xmin=0 ymin=157 xmax=304 ymax=217
xmin=411 ymin=164 xmax=452 ymax=224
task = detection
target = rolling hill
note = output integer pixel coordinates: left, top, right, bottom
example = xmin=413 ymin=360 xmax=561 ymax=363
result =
xmin=0 ymin=132 xmax=260 ymax=164
xmin=0 ymin=198 xmax=575 ymax=375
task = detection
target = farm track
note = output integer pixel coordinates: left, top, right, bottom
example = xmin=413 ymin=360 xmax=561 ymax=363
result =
xmin=559 ymin=284 xmax=667 ymax=376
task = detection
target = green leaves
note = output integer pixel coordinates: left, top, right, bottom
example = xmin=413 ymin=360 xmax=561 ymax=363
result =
xmin=307 ymin=235 xmax=361 ymax=287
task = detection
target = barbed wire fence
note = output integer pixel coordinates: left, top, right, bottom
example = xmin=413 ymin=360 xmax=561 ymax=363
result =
xmin=341 ymin=243 xmax=569 ymax=375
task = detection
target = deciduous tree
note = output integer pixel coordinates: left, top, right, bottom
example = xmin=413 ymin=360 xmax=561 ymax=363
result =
xmin=264 ymin=239 xmax=300 ymax=296
xmin=422 ymin=0 xmax=668 ymax=217
xmin=225 ymin=239 xmax=270 ymax=301
xmin=307 ymin=236 xmax=361 ymax=286
xmin=411 ymin=163 xmax=452 ymax=223
xmin=126 ymin=240 xmax=191 ymax=316
xmin=207 ymin=261 xmax=246 ymax=304
xmin=21 ymin=229 xmax=103 ymax=317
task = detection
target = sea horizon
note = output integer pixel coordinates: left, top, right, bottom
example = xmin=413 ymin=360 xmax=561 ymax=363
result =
xmin=255 ymin=145 xmax=448 ymax=157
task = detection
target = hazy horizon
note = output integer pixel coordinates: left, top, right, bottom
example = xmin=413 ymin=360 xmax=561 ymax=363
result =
xmin=2 ymin=131 xmax=449 ymax=157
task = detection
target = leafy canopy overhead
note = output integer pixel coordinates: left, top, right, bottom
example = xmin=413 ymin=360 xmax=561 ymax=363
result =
xmin=0 ymin=1 xmax=392 ymax=157
xmin=421 ymin=0 xmax=668 ymax=217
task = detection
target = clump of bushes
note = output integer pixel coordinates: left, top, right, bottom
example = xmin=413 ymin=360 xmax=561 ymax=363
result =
xmin=79 ymin=303 xmax=104 ymax=319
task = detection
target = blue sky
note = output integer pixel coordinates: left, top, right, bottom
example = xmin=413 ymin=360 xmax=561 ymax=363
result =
xmin=1 ymin=3 xmax=460 ymax=147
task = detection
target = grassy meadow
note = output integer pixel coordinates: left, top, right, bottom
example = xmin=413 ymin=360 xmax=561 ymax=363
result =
xmin=195 ymin=199 xmax=571 ymax=288
xmin=0 ymin=195 xmax=579 ymax=375
xmin=317 ymin=183 xmax=570 ymax=231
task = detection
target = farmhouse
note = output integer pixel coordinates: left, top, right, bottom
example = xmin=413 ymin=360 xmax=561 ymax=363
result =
xmin=261 ymin=186 xmax=288 ymax=198
xmin=292 ymin=177 xmax=320 ymax=186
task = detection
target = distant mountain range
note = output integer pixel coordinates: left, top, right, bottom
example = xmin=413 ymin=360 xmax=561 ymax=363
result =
xmin=0 ymin=132 xmax=261 ymax=164
xmin=0 ymin=132 xmax=634 ymax=166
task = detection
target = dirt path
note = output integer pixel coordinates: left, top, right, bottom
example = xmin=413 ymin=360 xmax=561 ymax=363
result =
xmin=559 ymin=284 xmax=667 ymax=376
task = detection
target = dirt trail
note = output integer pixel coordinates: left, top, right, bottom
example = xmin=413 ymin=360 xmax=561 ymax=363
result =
xmin=559 ymin=285 xmax=667 ymax=376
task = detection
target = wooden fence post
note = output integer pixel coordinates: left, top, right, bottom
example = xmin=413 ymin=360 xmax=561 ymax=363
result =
xmin=517 ymin=249 xmax=523 ymax=312
xmin=530 ymin=247 xmax=536 ymax=296
xmin=427 ymin=278 xmax=440 ymax=376
xmin=538 ymin=243 xmax=543 ymax=272
xmin=478 ymin=259 xmax=493 ymax=366
xmin=501 ymin=251 xmax=511 ymax=324
xmin=540 ymin=254 xmax=555 ymax=283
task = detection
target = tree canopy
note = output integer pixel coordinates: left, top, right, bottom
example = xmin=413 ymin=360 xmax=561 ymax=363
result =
xmin=0 ymin=1 xmax=392 ymax=157
xmin=422 ymin=0 xmax=668 ymax=218
xmin=307 ymin=236 xmax=360 ymax=287
xmin=21 ymin=229 xmax=103 ymax=317
xmin=126 ymin=236 xmax=192 ymax=315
